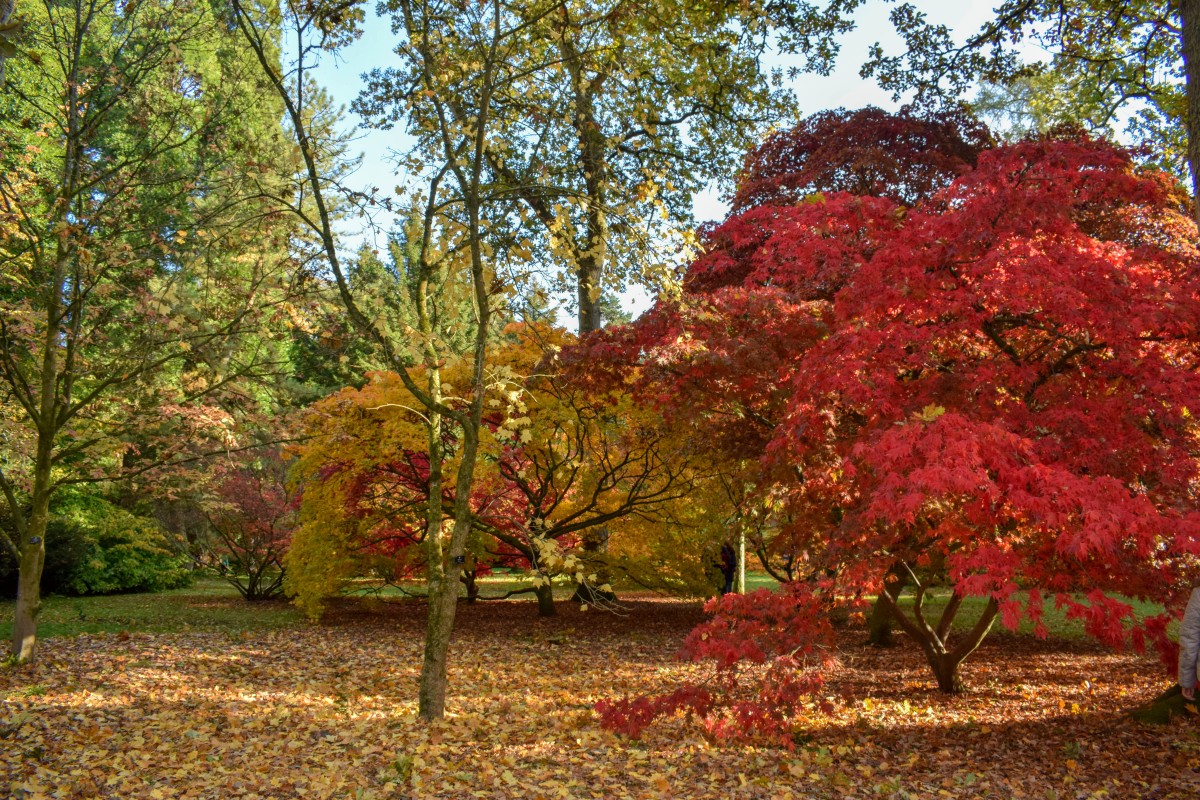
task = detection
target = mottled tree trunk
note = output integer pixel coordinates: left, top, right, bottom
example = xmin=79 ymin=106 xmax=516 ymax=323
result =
xmin=418 ymin=568 xmax=458 ymax=719
xmin=417 ymin=427 xmax=481 ymax=720
xmin=12 ymin=514 xmax=46 ymax=662
xmin=12 ymin=440 xmax=54 ymax=662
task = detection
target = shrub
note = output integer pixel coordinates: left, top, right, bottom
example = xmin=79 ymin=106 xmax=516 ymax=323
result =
xmin=62 ymin=500 xmax=192 ymax=595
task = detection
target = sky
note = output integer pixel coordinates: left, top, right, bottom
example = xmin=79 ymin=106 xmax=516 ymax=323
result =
xmin=308 ymin=0 xmax=1022 ymax=320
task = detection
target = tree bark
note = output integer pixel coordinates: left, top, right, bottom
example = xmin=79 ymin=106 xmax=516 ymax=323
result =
xmin=1181 ymin=0 xmax=1200 ymax=226
xmin=12 ymin=435 xmax=54 ymax=661
xmin=556 ymin=16 xmax=609 ymax=335
xmin=867 ymin=567 xmax=908 ymax=647
xmin=12 ymin=511 xmax=46 ymax=662
xmin=880 ymin=588 xmax=999 ymax=693
xmin=535 ymin=582 xmax=557 ymax=617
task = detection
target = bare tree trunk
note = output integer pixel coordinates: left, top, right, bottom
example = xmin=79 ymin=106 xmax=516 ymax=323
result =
xmin=418 ymin=425 xmax=484 ymax=720
xmin=867 ymin=566 xmax=908 ymax=647
xmin=418 ymin=573 xmax=457 ymax=719
xmin=12 ymin=504 xmax=46 ymax=662
xmin=12 ymin=433 xmax=55 ymax=661
xmin=880 ymin=586 xmax=998 ymax=693
xmin=535 ymin=582 xmax=556 ymax=617
xmin=1181 ymin=0 xmax=1200 ymax=226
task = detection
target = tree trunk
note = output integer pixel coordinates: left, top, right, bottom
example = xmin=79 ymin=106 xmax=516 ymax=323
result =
xmin=866 ymin=595 xmax=896 ymax=646
xmin=417 ymin=384 xmax=449 ymax=718
xmin=880 ymin=587 xmax=998 ymax=693
xmin=556 ymin=23 xmax=609 ymax=336
xmin=736 ymin=526 xmax=745 ymax=594
xmin=13 ymin=449 xmax=52 ymax=661
xmin=12 ymin=514 xmax=46 ymax=662
xmin=1181 ymin=0 xmax=1200 ymax=226
xmin=577 ymin=259 xmax=603 ymax=334
xmin=867 ymin=567 xmax=909 ymax=647
xmin=417 ymin=568 xmax=459 ymax=719
xmin=14 ymin=230 xmax=66 ymax=662
xmin=927 ymin=651 xmax=967 ymax=693
xmin=535 ymin=582 xmax=556 ymax=617
xmin=570 ymin=525 xmax=615 ymax=604
xmin=461 ymin=567 xmax=478 ymax=603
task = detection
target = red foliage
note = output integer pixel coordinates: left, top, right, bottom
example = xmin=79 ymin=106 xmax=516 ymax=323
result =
xmin=730 ymin=106 xmax=992 ymax=212
xmin=595 ymin=582 xmax=836 ymax=747
xmin=583 ymin=118 xmax=1200 ymax=739
xmin=208 ymin=452 xmax=299 ymax=601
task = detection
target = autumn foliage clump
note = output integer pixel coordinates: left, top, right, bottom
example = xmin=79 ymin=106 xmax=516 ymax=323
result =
xmin=730 ymin=105 xmax=992 ymax=211
xmin=596 ymin=582 xmax=836 ymax=747
xmin=206 ymin=452 xmax=298 ymax=601
xmin=582 ymin=115 xmax=1200 ymax=739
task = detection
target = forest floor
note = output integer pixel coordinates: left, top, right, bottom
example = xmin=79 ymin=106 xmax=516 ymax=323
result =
xmin=1 ymin=585 xmax=1197 ymax=799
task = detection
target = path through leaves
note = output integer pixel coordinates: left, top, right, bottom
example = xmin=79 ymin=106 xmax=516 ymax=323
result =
xmin=2 ymin=595 xmax=1197 ymax=798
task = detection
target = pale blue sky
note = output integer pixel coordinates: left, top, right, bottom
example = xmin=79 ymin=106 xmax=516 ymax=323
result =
xmin=310 ymin=0 xmax=1021 ymax=318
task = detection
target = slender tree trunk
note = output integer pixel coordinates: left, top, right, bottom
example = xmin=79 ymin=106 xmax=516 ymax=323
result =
xmin=1181 ymin=0 xmax=1200 ymax=226
xmin=417 ymin=0 xmax=497 ymax=710
xmin=535 ymin=582 xmax=556 ymax=617
xmin=867 ymin=567 xmax=908 ymax=647
xmin=12 ymin=500 xmax=47 ymax=662
xmin=13 ymin=434 xmax=55 ymax=661
xmin=415 ymin=442 xmax=477 ymax=712
xmin=418 ymin=420 xmax=485 ymax=719
xmin=461 ymin=553 xmax=479 ymax=603
xmin=736 ymin=526 xmax=746 ymax=594
xmin=13 ymin=216 xmax=69 ymax=661
xmin=418 ymin=569 xmax=457 ymax=719
xmin=417 ymin=383 xmax=448 ymax=717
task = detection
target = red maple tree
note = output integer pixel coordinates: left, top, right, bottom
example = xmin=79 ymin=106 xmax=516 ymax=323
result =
xmin=580 ymin=118 xmax=1200 ymax=740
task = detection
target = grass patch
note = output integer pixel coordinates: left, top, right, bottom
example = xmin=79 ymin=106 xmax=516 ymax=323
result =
xmin=0 ymin=578 xmax=302 ymax=640
xmin=888 ymin=589 xmax=1164 ymax=640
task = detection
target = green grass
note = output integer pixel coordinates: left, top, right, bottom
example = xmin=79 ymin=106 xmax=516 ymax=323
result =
xmin=1 ymin=570 xmax=1168 ymax=645
xmin=0 ymin=578 xmax=302 ymax=640
xmin=888 ymin=589 xmax=1165 ymax=641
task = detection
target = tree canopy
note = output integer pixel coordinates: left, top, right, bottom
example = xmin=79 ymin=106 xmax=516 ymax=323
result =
xmin=578 ymin=117 xmax=1200 ymax=741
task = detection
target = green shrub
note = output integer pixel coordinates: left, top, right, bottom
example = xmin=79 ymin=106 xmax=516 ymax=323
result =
xmin=1 ymin=494 xmax=191 ymax=596
xmin=62 ymin=502 xmax=191 ymax=595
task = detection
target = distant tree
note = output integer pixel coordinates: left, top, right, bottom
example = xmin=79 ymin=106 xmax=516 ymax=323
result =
xmin=205 ymin=451 xmax=297 ymax=602
xmin=358 ymin=0 xmax=868 ymax=334
xmin=287 ymin=323 xmax=708 ymax=618
xmin=971 ymin=71 xmax=1113 ymax=143
xmin=0 ymin=0 xmax=298 ymax=661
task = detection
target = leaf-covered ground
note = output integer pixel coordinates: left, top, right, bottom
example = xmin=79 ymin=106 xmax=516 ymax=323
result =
xmin=2 ymin=593 xmax=1197 ymax=799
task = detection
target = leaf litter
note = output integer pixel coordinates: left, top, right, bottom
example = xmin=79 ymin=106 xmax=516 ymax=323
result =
xmin=2 ymin=595 xmax=1197 ymax=799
